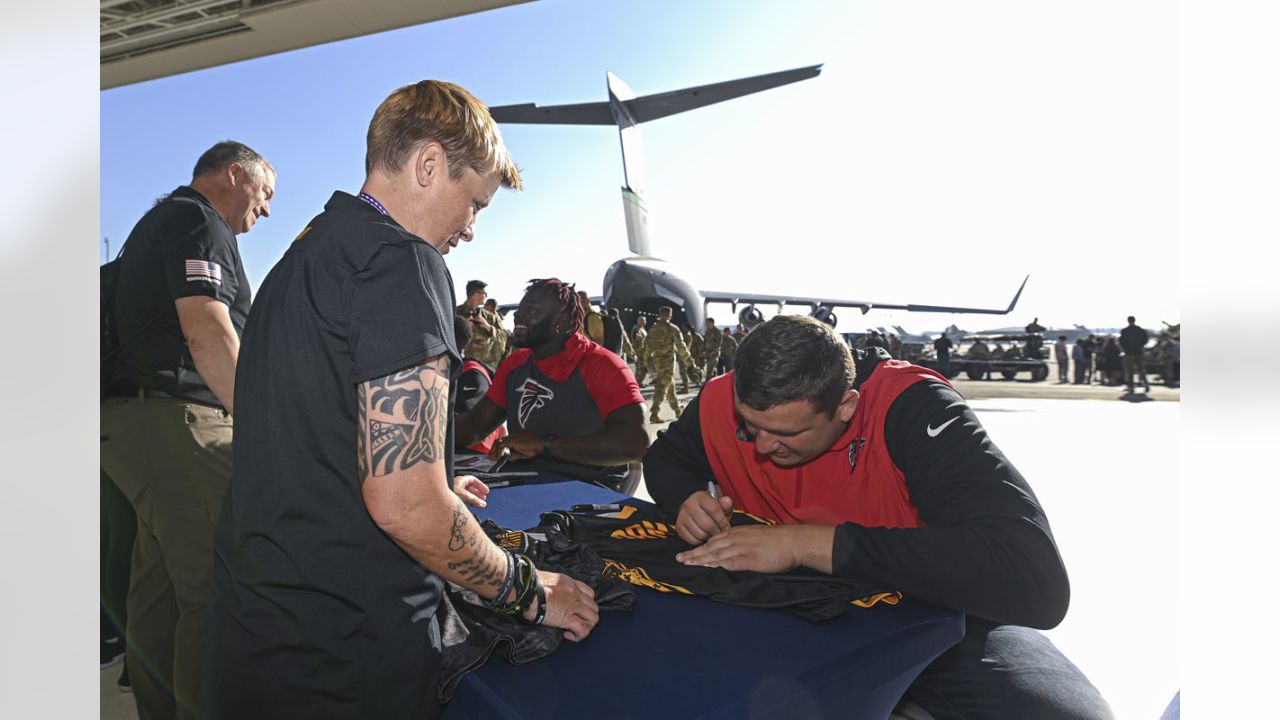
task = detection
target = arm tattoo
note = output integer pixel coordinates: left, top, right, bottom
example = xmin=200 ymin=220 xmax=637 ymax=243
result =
xmin=448 ymin=504 xmax=476 ymax=552
xmin=446 ymin=501 xmax=506 ymax=590
xmin=358 ymin=363 xmax=449 ymax=481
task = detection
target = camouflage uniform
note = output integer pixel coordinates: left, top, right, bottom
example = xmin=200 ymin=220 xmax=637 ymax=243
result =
xmin=632 ymin=324 xmax=648 ymax=385
xmin=619 ymin=331 xmax=636 ymax=362
xmin=719 ymin=332 xmax=738 ymax=372
xmin=701 ymin=327 xmax=724 ymax=381
xmin=455 ymin=304 xmax=509 ymax=368
xmin=644 ymin=318 xmax=694 ymax=422
xmin=681 ymin=329 xmax=704 ymax=392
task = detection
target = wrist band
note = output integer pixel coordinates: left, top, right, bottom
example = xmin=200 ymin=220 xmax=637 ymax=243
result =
xmin=531 ymin=578 xmax=548 ymax=626
xmin=494 ymin=553 xmax=535 ymax=615
xmin=483 ymin=549 xmax=516 ymax=610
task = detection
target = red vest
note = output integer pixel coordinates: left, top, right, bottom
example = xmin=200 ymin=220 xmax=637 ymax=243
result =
xmin=698 ymin=362 xmax=948 ymax=529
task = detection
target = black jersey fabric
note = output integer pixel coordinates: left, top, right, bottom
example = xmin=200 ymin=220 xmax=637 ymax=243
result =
xmin=645 ymin=348 xmax=1070 ymax=630
xmin=108 ymin=186 xmax=250 ymax=406
xmin=538 ymin=505 xmax=901 ymax=623
xmin=206 ymin=192 xmax=462 ymax=719
xmin=437 ymin=519 xmax=635 ymax=702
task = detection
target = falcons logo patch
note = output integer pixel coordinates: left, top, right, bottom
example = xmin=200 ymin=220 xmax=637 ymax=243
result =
xmin=848 ymin=437 xmax=867 ymax=471
xmin=516 ymin=378 xmax=555 ymax=427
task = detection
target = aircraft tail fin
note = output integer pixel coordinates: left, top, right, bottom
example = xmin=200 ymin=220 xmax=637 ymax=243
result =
xmin=487 ymin=65 xmax=823 ymax=260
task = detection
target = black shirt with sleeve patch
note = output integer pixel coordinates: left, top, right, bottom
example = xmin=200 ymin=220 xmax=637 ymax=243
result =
xmin=108 ymin=186 xmax=250 ymax=407
xmin=207 ymin=191 xmax=461 ymax=719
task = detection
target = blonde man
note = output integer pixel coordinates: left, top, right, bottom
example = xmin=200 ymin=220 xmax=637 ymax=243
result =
xmin=206 ymin=81 xmax=597 ymax=719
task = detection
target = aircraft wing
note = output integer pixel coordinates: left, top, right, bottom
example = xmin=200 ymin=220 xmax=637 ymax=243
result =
xmin=486 ymin=64 xmax=822 ymax=126
xmin=488 ymin=102 xmax=615 ymax=125
xmin=699 ymin=275 xmax=1028 ymax=316
xmin=629 ymin=64 xmax=823 ymax=123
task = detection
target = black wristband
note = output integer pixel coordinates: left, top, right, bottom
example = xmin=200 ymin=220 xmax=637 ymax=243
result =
xmin=497 ymin=553 xmax=537 ymax=617
xmin=541 ymin=434 xmax=557 ymax=456
xmin=531 ymin=577 xmax=548 ymax=626
xmin=483 ymin=549 xmax=515 ymax=610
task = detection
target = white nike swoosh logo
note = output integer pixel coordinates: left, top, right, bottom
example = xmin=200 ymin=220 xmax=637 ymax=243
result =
xmin=926 ymin=417 xmax=960 ymax=437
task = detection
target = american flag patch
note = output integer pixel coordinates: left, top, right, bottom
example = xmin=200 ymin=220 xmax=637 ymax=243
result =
xmin=185 ymin=259 xmax=222 ymax=285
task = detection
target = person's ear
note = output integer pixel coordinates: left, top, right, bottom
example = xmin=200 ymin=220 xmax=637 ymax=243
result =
xmin=836 ymin=390 xmax=859 ymax=423
xmin=415 ymin=142 xmax=446 ymax=188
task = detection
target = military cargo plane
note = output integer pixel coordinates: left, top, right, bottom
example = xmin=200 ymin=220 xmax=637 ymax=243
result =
xmin=488 ymin=66 xmax=1027 ymax=331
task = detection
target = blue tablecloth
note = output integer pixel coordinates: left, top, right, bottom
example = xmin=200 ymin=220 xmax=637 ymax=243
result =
xmin=446 ymin=479 xmax=964 ymax=720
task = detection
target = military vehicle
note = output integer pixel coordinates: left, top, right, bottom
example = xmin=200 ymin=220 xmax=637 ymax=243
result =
xmin=948 ymin=334 xmax=1051 ymax=382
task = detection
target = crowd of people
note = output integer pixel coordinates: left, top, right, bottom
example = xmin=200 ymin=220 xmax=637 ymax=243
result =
xmin=1061 ymin=319 xmax=1181 ymax=390
xmin=101 ymin=79 xmax=1114 ymax=720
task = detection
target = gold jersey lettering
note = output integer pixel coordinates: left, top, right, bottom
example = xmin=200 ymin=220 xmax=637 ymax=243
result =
xmin=610 ymin=520 xmax=675 ymax=540
xmin=602 ymin=559 xmax=694 ymax=595
xmin=851 ymin=591 xmax=903 ymax=608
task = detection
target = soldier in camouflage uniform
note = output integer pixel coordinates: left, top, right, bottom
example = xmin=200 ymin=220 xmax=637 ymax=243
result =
xmin=631 ymin=315 xmax=649 ymax=385
xmin=680 ymin=323 xmax=704 ymax=392
xmin=644 ymin=306 xmax=694 ymax=423
xmin=484 ymin=297 xmax=512 ymax=363
xmin=719 ymin=327 xmax=738 ymax=371
xmin=455 ymin=279 xmax=509 ymax=369
xmin=701 ymin=317 xmax=724 ymax=381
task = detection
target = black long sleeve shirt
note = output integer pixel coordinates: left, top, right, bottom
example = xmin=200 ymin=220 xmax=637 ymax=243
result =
xmin=644 ymin=351 xmax=1070 ymax=630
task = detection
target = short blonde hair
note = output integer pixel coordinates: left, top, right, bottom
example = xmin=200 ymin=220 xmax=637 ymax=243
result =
xmin=365 ymin=80 xmax=521 ymax=190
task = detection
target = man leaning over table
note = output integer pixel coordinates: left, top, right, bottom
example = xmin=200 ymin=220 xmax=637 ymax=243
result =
xmin=203 ymin=80 xmax=597 ymax=720
xmin=645 ymin=314 xmax=1113 ymax=720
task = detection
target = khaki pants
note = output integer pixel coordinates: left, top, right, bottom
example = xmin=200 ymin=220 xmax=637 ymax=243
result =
xmin=101 ymin=396 xmax=233 ymax=720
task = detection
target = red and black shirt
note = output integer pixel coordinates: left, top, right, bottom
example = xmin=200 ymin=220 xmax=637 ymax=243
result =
xmin=644 ymin=348 xmax=1071 ymax=630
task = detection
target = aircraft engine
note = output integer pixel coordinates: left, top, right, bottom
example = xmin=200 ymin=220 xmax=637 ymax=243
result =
xmin=810 ymin=306 xmax=838 ymax=329
xmin=738 ymin=305 xmax=764 ymax=330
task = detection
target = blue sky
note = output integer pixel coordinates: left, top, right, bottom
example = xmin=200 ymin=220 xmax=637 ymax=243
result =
xmin=101 ymin=0 xmax=1178 ymax=333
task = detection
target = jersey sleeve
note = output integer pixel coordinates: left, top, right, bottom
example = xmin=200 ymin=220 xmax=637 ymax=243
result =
xmin=643 ymin=391 xmax=719 ymax=520
xmin=580 ymin=348 xmax=644 ymax=419
xmin=348 ymin=241 xmax=457 ymax=384
xmin=484 ymin=354 xmax=517 ymax=410
xmin=160 ymin=207 xmax=240 ymax=305
xmin=830 ymin=381 xmax=1070 ymax=629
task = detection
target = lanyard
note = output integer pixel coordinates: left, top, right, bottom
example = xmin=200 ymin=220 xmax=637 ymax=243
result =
xmin=357 ymin=192 xmax=389 ymax=217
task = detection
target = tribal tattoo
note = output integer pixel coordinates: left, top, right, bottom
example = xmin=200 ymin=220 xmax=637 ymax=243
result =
xmin=358 ymin=361 xmax=448 ymax=482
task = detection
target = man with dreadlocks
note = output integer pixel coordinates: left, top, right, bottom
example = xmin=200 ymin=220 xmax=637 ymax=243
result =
xmin=456 ymin=278 xmax=649 ymax=488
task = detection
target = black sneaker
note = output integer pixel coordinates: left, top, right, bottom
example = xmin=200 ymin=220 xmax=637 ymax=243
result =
xmin=101 ymin=637 xmax=124 ymax=669
xmin=117 ymin=664 xmax=131 ymax=693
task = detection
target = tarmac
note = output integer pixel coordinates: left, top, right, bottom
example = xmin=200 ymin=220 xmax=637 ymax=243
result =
xmin=638 ymin=360 xmax=1180 ymax=419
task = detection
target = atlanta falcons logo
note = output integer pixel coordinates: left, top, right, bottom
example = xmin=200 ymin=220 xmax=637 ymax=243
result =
xmin=516 ymin=378 xmax=555 ymax=426
xmin=848 ymin=437 xmax=867 ymax=471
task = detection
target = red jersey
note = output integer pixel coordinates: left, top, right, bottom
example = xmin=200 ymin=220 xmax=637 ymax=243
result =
xmin=697 ymin=362 xmax=951 ymax=529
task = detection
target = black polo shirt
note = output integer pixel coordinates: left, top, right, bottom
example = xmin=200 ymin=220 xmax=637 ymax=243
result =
xmin=207 ymin=192 xmax=461 ymax=718
xmin=108 ymin=186 xmax=250 ymax=408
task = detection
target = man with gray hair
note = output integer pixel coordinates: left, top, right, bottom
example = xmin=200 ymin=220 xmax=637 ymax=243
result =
xmin=100 ymin=139 xmax=275 ymax=719
xmin=645 ymin=314 xmax=1111 ymax=719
